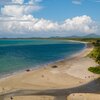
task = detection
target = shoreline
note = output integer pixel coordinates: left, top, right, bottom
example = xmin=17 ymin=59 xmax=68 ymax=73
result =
xmin=0 ymin=42 xmax=95 ymax=83
xmin=0 ymin=41 xmax=99 ymax=100
xmin=0 ymin=41 xmax=87 ymax=80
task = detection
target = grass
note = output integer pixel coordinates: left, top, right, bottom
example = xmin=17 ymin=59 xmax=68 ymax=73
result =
xmin=88 ymin=66 xmax=100 ymax=74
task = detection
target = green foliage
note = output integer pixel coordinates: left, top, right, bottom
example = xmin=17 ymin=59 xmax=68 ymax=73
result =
xmin=88 ymin=66 xmax=100 ymax=74
xmin=87 ymin=39 xmax=100 ymax=65
xmin=89 ymin=47 xmax=100 ymax=64
xmin=86 ymin=39 xmax=100 ymax=74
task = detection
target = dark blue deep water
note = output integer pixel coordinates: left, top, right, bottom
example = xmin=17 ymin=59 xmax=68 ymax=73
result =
xmin=0 ymin=39 xmax=85 ymax=75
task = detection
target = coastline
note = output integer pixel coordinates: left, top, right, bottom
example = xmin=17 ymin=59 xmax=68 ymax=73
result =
xmin=0 ymin=40 xmax=86 ymax=80
xmin=0 ymin=41 xmax=99 ymax=100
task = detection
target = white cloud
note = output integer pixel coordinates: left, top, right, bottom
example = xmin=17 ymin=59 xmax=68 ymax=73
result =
xmin=1 ymin=5 xmax=24 ymax=16
xmin=0 ymin=0 xmax=99 ymax=37
xmin=0 ymin=0 xmax=11 ymax=4
xmin=0 ymin=0 xmax=42 ymax=17
xmin=0 ymin=15 xmax=98 ymax=37
xmin=0 ymin=0 xmax=42 ymax=4
xmin=72 ymin=0 xmax=82 ymax=5
xmin=96 ymin=0 xmax=100 ymax=2
xmin=72 ymin=0 xmax=100 ymax=4
xmin=1 ymin=5 xmax=42 ymax=17
xmin=0 ymin=15 xmax=59 ymax=34
xmin=12 ymin=0 xmax=24 ymax=4
xmin=61 ymin=15 xmax=97 ymax=33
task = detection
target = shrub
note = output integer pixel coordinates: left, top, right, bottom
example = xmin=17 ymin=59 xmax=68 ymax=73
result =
xmin=89 ymin=47 xmax=100 ymax=65
xmin=88 ymin=66 xmax=100 ymax=74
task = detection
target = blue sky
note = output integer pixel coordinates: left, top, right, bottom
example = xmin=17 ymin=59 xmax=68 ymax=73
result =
xmin=0 ymin=0 xmax=100 ymax=37
xmin=34 ymin=0 xmax=100 ymax=22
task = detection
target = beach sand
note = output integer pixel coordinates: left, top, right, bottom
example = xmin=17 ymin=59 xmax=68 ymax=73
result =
xmin=5 ymin=96 xmax=55 ymax=100
xmin=0 ymin=43 xmax=99 ymax=100
xmin=68 ymin=93 xmax=100 ymax=100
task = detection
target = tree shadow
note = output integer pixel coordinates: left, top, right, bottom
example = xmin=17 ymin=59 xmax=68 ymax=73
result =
xmin=0 ymin=78 xmax=100 ymax=100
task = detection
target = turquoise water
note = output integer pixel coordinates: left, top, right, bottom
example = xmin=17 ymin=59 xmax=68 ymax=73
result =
xmin=0 ymin=39 xmax=85 ymax=76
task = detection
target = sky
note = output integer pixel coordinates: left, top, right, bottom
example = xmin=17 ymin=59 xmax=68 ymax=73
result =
xmin=0 ymin=0 xmax=100 ymax=37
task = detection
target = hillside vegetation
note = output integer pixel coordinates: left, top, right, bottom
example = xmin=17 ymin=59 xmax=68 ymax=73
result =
xmin=87 ymin=40 xmax=100 ymax=74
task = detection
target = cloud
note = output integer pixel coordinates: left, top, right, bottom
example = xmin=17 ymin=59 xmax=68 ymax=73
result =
xmin=1 ymin=5 xmax=42 ymax=17
xmin=72 ymin=0 xmax=82 ymax=5
xmin=95 ymin=0 xmax=100 ymax=2
xmin=0 ymin=0 xmax=42 ymax=5
xmin=72 ymin=0 xmax=100 ymax=4
xmin=0 ymin=15 xmax=98 ymax=37
xmin=0 ymin=1 xmax=99 ymax=37
xmin=12 ymin=0 xmax=24 ymax=4
xmin=0 ymin=0 xmax=42 ymax=17
xmin=61 ymin=15 xmax=98 ymax=33
xmin=0 ymin=0 xmax=11 ymax=4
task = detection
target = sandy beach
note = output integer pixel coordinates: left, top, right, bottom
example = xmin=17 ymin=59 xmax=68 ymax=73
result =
xmin=0 ymin=43 xmax=100 ymax=100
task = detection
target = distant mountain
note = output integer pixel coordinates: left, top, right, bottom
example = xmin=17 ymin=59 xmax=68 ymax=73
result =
xmin=0 ymin=33 xmax=100 ymax=39
xmin=66 ymin=35 xmax=80 ymax=38
xmin=66 ymin=34 xmax=100 ymax=38
xmin=83 ymin=34 xmax=100 ymax=38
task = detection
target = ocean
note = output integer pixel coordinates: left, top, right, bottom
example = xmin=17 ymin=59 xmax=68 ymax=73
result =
xmin=0 ymin=39 xmax=85 ymax=76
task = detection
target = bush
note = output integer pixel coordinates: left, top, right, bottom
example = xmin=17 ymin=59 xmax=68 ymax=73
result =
xmin=88 ymin=67 xmax=100 ymax=74
xmin=88 ymin=40 xmax=100 ymax=74
xmin=89 ymin=47 xmax=100 ymax=65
